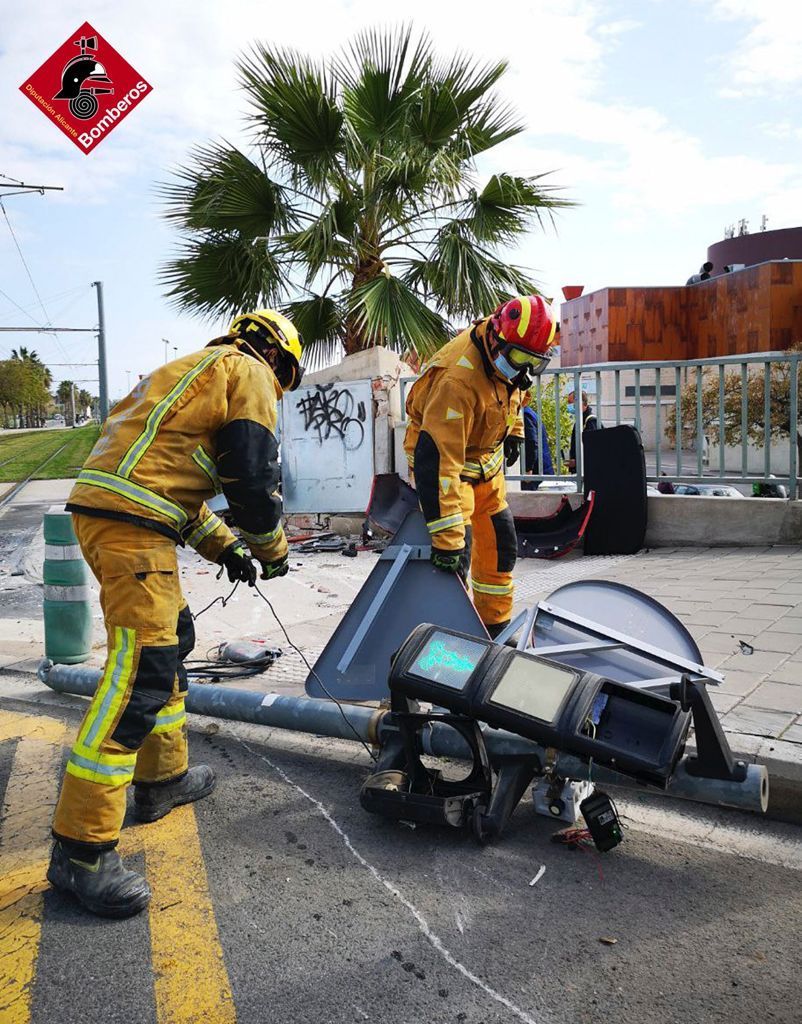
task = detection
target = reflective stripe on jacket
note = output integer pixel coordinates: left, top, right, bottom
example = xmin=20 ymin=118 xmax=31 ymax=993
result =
xmin=67 ymin=342 xmax=288 ymax=565
xmin=403 ymin=323 xmax=524 ymax=550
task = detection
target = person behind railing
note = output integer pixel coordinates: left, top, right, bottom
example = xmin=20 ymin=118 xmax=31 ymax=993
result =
xmin=521 ymin=393 xmax=554 ymax=490
xmin=566 ymin=389 xmax=598 ymax=472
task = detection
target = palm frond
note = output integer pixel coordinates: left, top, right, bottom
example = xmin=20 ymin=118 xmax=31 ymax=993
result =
xmin=283 ymin=294 xmax=346 ymax=369
xmin=459 ymin=97 xmax=523 ymax=157
xmin=159 ymin=143 xmax=296 ymax=238
xmin=336 ymin=26 xmax=430 ymax=155
xmin=348 ymin=273 xmax=449 ymax=355
xmin=281 ymin=199 xmax=356 ymax=282
xmin=463 ymin=173 xmax=575 ymax=242
xmin=407 ymin=221 xmax=540 ymax=319
xmin=160 ymin=235 xmax=286 ymax=320
xmin=408 ymin=54 xmax=508 ymax=150
xmin=237 ymin=44 xmax=344 ymax=191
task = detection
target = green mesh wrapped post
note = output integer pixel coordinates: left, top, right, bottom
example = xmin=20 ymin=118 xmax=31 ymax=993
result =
xmin=43 ymin=507 xmax=92 ymax=664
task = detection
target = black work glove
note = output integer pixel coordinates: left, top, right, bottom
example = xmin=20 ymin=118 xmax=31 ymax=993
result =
xmin=430 ymin=547 xmax=465 ymax=574
xmin=504 ymin=436 xmax=522 ymax=468
xmin=219 ymin=543 xmax=257 ymax=586
xmin=260 ymin=555 xmax=289 ymax=581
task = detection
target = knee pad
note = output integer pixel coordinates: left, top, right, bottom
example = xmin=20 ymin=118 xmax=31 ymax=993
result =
xmin=490 ymin=507 xmax=517 ymax=573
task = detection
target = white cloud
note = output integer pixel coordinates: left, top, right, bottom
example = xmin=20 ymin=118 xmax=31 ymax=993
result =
xmin=710 ymin=1 xmax=802 ymax=95
xmin=3 ymin=0 xmax=802 ymax=387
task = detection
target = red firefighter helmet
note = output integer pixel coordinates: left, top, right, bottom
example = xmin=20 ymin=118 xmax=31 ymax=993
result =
xmin=490 ymin=294 xmax=556 ymax=367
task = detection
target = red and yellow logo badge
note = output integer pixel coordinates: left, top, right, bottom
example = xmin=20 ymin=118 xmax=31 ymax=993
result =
xmin=19 ymin=22 xmax=151 ymax=154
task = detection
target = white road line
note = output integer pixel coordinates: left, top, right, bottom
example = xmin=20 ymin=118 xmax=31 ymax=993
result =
xmin=238 ymin=738 xmax=541 ymax=1024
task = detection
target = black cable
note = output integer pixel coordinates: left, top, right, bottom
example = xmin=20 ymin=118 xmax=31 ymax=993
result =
xmin=252 ymin=582 xmax=378 ymax=763
xmin=190 ymin=578 xmax=377 ymax=763
xmin=190 ymin=581 xmax=240 ymax=621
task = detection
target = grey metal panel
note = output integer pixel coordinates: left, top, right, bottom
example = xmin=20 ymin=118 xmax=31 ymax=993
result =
xmin=281 ymin=379 xmax=374 ymax=513
xmin=529 ymin=579 xmax=714 ymax=694
xmin=306 ymin=510 xmax=486 ymax=701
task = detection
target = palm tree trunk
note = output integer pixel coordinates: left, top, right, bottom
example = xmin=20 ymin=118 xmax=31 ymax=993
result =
xmin=344 ymin=255 xmax=384 ymax=355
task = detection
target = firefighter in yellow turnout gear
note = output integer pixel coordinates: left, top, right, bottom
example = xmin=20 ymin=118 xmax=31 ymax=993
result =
xmin=48 ymin=310 xmax=304 ymax=919
xmin=405 ymin=296 xmax=557 ymax=636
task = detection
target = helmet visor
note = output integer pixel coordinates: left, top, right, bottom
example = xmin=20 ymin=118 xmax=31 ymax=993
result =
xmin=506 ymin=344 xmax=552 ymax=376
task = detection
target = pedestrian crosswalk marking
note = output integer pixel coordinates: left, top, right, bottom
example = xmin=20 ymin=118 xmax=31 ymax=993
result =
xmin=140 ymin=806 xmax=236 ymax=1024
xmin=0 ymin=717 xmax=67 ymax=1024
xmin=0 ymin=710 xmax=235 ymax=1024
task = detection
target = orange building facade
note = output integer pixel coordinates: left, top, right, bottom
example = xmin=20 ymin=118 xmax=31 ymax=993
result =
xmin=559 ymin=260 xmax=802 ymax=368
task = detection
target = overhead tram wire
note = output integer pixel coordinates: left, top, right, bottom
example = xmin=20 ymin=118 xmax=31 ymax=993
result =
xmin=0 ymin=200 xmax=72 ymax=365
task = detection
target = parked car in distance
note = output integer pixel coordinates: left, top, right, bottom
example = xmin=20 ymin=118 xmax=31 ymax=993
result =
xmin=672 ymin=484 xmax=745 ymax=498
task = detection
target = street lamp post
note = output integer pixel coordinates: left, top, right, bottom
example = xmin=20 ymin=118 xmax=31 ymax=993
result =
xmin=162 ymin=338 xmax=170 ymax=364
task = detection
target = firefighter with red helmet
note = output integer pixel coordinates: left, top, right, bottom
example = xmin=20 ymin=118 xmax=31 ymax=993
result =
xmin=404 ymin=295 xmax=556 ymax=635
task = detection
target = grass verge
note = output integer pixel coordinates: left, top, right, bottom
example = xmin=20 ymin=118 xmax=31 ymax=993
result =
xmin=0 ymin=425 xmax=100 ymax=482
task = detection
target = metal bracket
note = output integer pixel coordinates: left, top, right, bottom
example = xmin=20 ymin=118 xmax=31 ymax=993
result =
xmin=337 ymin=543 xmax=414 ymax=675
xmin=538 ymin=600 xmax=724 ymax=685
xmin=379 ymin=544 xmax=431 ymax=561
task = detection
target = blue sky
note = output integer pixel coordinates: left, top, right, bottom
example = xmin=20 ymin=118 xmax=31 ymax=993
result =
xmin=2 ymin=0 xmax=801 ymax=400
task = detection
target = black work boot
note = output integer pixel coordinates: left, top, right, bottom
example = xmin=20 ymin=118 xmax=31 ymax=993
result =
xmin=47 ymin=841 xmax=151 ymax=918
xmin=133 ymin=765 xmax=216 ymax=823
xmin=486 ymin=620 xmax=511 ymax=640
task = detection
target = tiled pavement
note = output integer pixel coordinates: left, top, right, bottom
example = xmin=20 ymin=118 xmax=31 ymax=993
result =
xmin=512 ymin=545 xmax=802 ymax=746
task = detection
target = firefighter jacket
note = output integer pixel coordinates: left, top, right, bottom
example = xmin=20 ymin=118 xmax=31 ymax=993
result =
xmin=66 ymin=342 xmax=288 ymax=566
xmin=404 ymin=322 xmax=525 ymax=552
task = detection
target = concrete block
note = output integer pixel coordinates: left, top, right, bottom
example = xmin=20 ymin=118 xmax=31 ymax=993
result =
xmin=684 ymin=609 xmax=735 ymax=627
xmin=770 ymin=610 xmax=802 ymax=626
xmin=747 ymin=681 xmax=802 ymax=714
xmin=718 ymin=668 xmax=765 ymax=696
xmin=708 ymin=691 xmax=741 ymax=715
xmin=709 ymin=598 xmax=752 ymax=612
xmin=754 ymin=632 xmax=802 ymax=655
xmin=738 ymin=604 xmax=785 ymax=621
xmin=701 ymin=631 xmax=744 ymax=653
xmin=644 ymin=496 xmax=802 ymax=548
xmin=721 ymin=705 xmax=796 ymax=738
xmin=769 ymin=664 xmax=802 ymax=685
xmin=721 ymin=649 xmax=788 ymax=674
xmin=781 ymin=724 xmax=802 ymax=744
xmin=754 ymin=737 xmax=802 ymax=783
xmin=720 ymin=617 xmax=787 ymax=637
xmin=329 ymin=515 xmax=365 ymax=537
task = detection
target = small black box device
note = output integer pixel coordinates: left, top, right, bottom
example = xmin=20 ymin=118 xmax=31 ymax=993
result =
xmin=580 ymin=791 xmax=622 ymax=852
xmin=389 ymin=624 xmax=691 ymax=787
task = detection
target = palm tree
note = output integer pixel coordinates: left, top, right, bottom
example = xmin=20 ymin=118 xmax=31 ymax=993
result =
xmin=160 ymin=26 xmax=572 ymax=364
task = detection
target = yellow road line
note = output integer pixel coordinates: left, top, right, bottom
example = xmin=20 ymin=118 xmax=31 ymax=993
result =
xmin=143 ymin=804 xmax=236 ymax=1024
xmin=0 ymin=711 xmax=66 ymax=746
xmin=0 ymin=719 xmax=66 ymax=1024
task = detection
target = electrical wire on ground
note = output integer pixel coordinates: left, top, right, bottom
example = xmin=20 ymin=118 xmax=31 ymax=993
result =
xmin=189 ymin=575 xmax=377 ymax=763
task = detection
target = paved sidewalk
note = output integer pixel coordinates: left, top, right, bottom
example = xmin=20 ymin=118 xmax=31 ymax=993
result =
xmin=2 ymin=481 xmax=800 ymax=808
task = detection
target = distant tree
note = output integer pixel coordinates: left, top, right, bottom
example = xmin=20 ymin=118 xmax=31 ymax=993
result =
xmin=666 ymin=342 xmax=802 ymax=495
xmin=160 ymin=26 xmax=572 ymax=365
xmin=8 ymin=349 xmax=51 ymax=428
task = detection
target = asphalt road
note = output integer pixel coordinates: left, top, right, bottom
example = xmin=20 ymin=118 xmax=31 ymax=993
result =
xmin=1 ymin=692 xmax=800 ymax=1024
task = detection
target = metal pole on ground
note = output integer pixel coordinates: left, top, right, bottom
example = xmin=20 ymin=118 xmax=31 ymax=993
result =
xmin=40 ymin=662 xmax=769 ymax=815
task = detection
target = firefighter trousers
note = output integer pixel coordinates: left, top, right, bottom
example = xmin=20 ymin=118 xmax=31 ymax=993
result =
xmin=460 ymin=472 xmax=517 ymax=626
xmin=52 ymin=514 xmax=195 ymax=849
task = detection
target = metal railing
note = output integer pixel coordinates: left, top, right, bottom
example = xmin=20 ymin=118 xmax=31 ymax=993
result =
xmin=399 ymin=350 xmax=801 ymax=498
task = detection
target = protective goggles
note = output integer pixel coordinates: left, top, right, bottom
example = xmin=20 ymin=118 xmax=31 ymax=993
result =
xmin=503 ymin=343 xmax=552 ymax=376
